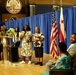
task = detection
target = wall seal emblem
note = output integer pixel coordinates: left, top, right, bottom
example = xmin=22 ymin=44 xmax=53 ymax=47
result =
xmin=6 ymin=0 xmax=22 ymax=14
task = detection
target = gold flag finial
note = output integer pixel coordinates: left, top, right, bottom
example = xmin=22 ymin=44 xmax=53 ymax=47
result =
xmin=52 ymin=5 xmax=57 ymax=10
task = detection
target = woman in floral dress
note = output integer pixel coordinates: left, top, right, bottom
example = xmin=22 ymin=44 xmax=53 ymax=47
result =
xmin=20 ymin=25 xmax=32 ymax=64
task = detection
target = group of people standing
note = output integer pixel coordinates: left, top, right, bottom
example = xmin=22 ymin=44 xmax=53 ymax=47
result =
xmin=0 ymin=25 xmax=44 ymax=66
xmin=20 ymin=25 xmax=44 ymax=66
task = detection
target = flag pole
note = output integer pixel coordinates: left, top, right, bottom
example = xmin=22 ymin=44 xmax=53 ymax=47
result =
xmin=60 ymin=0 xmax=62 ymax=7
xmin=53 ymin=0 xmax=55 ymax=5
xmin=60 ymin=0 xmax=62 ymax=5
xmin=52 ymin=0 xmax=56 ymax=10
xmin=52 ymin=0 xmax=59 ymax=11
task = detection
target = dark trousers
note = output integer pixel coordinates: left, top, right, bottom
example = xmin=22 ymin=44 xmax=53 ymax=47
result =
xmin=12 ymin=41 xmax=20 ymax=48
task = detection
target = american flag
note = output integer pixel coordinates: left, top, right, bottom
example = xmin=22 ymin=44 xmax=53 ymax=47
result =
xmin=60 ymin=7 xmax=66 ymax=42
xmin=50 ymin=9 xmax=58 ymax=59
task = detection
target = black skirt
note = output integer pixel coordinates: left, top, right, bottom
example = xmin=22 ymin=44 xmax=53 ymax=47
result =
xmin=34 ymin=47 xmax=43 ymax=57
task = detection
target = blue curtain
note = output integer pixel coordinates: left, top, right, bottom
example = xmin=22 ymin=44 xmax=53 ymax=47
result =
xmin=0 ymin=22 xmax=5 ymax=26
xmin=5 ymin=7 xmax=76 ymax=54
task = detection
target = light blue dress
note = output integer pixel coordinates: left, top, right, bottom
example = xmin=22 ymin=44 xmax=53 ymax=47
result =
xmin=41 ymin=53 xmax=71 ymax=75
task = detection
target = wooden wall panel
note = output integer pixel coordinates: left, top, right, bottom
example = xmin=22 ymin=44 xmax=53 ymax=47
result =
xmin=29 ymin=0 xmax=76 ymax=5
xmin=1 ymin=0 xmax=76 ymax=8
xmin=2 ymin=14 xmax=26 ymax=22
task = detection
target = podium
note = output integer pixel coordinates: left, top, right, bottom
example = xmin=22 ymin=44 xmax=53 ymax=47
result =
xmin=9 ymin=46 xmax=18 ymax=62
xmin=3 ymin=37 xmax=10 ymax=65
xmin=3 ymin=37 xmax=18 ymax=64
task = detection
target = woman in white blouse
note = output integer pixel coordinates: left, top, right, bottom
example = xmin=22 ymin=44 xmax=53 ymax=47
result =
xmin=13 ymin=27 xmax=21 ymax=47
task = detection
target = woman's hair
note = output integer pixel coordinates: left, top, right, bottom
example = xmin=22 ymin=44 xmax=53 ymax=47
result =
xmin=26 ymin=25 xmax=31 ymax=31
xmin=35 ymin=27 xmax=40 ymax=33
xmin=22 ymin=26 xmax=25 ymax=31
xmin=72 ymin=33 xmax=76 ymax=35
xmin=58 ymin=42 xmax=67 ymax=53
xmin=15 ymin=27 xmax=19 ymax=37
xmin=15 ymin=27 xmax=19 ymax=32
